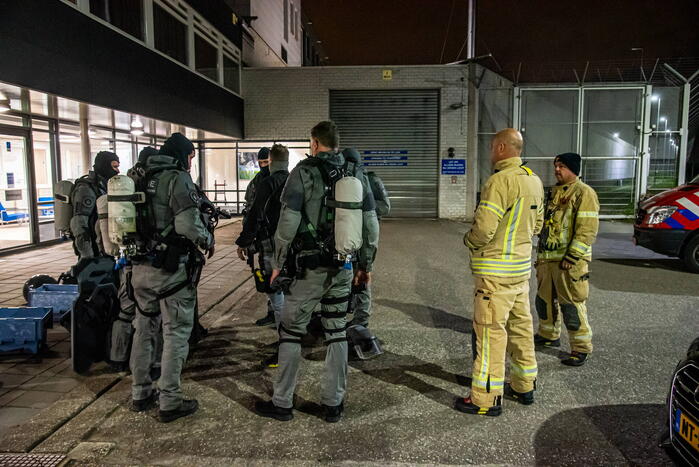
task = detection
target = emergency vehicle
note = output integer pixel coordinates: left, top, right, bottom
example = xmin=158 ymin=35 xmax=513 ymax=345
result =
xmin=633 ymin=174 xmax=699 ymax=273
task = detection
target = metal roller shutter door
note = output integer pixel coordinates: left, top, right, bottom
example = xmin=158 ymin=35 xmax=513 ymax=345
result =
xmin=329 ymin=89 xmax=439 ymax=218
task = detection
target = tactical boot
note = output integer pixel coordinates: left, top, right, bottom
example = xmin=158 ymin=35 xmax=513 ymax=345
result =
xmin=159 ymin=399 xmax=199 ymax=423
xmin=323 ymin=402 xmax=344 ymax=423
xmin=504 ymin=384 xmax=535 ymax=405
xmin=454 ymin=396 xmax=502 ymax=417
xmin=255 ymin=311 xmax=275 ymax=326
xmin=130 ymin=391 xmax=158 ymax=412
xmin=534 ymin=334 xmax=561 ymax=348
xmin=261 ymin=352 xmax=279 ymax=368
xmin=562 ymin=351 xmax=588 ymax=366
xmin=255 ymin=400 xmax=293 ymax=421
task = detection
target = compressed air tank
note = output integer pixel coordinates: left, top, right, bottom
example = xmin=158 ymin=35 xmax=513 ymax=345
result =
xmin=53 ymin=180 xmax=75 ymax=236
xmin=96 ymin=195 xmax=119 ymax=256
xmin=333 ymin=176 xmax=364 ymax=255
xmin=107 ymin=175 xmax=137 ymax=247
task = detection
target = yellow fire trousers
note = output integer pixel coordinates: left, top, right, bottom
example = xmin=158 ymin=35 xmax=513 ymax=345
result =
xmin=535 ymin=260 xmax=593 ymax=354
xmin=471 ymin=276 xmax=538 ymax=408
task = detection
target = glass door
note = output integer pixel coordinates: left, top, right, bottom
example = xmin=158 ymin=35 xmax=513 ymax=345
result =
xmin=0 ymin=129 xmax=32 ymax=250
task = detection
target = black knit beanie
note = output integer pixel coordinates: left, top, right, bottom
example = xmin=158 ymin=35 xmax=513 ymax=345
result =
xmin=554 ymin=152 xmax=581 ymax=176
xmin=93 ymin=151 xmax=120 ymax=179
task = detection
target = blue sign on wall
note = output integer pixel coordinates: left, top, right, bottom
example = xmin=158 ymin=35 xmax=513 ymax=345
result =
xmin=442 ymin=159 xmax=466 ymax=175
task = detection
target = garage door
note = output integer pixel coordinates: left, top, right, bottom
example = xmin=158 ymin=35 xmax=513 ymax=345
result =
xmin=329 ymin=89 xmax=439 ymax=218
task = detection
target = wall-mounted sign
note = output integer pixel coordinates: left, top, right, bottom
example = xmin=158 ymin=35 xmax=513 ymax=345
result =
xmin=382 ymin=70 xmax=392 ymax=80
xmin=442 ymin=159 xmax=466 ymax=175
xmin=362 ymin=150 xmax=408 ymax=167
xmin=363 ymin=150 xmax=407 ymax=155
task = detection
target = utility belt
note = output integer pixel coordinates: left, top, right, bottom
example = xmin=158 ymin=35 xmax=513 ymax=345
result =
xmin=130 ymin=247 xmax=205 ymax=317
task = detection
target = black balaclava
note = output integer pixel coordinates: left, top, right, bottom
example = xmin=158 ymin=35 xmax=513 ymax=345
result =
xmin=555 ymin=152 xmax=581 ymax=176
xmin=159 ymin=132 xmax=195 ymax=169
xmin=94 ymin=151 xmax=120 ymax=179
xmin=138 ymin=146 xmax=158 ymax=165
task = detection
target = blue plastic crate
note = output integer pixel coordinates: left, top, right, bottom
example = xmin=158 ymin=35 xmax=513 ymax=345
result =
xmin=29 ymin=284 xmax=79 ymax=323
xmin=0 ymin=307 xmax=53 ymax=354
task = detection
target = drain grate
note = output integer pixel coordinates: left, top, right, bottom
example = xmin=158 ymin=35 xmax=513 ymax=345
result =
xmin=0 ymin=454 xmax=65 ymax=467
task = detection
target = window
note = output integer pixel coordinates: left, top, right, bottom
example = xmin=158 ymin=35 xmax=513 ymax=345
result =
xmin=89 ymin=0 xmax=144 ymax=40
xmin=223 ymin=55 xmax=240 ymax=93
xmin=153 ymin=3 xmax=187 ymax=65
xmin=283 ymin=0 xmax=289 ymax=42
xmin=281 ymin=46 xmax=288 ymax=64
xmin=290 ymin=2 xmax=295 ymax=38
xmin=195 ymin=34 xmax=219 ymax=82
xmin=57 ymin=97 xmax=80 ymax=121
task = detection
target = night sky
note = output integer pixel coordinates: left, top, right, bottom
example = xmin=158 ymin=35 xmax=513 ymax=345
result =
xmin=303 ymin=0 xmax=699 ymax=78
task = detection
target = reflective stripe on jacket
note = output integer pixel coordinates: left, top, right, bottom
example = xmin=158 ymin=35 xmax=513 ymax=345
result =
xmin=465 ymin=157 xmax=545 ymax=278
xmin=537 ymin=178 xmax=600 ymax=264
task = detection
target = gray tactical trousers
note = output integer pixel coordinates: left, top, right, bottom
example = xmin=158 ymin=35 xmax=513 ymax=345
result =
xmin=130 ymin=261 xmax=195 ymax=411
xmin=273 ymin=267 xmax=352 ymax=409
xmin=350 ymin=284 xmax=372 ymax=328
xmin=110 ymin=265 xmax=136 ymax=364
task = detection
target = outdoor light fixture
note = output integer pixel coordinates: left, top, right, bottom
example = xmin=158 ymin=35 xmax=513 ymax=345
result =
xmin=660 ymin=116 xmax=667 ymax=122
xmin=130 ymin=128 xmax=144 ymax=136
xmin=130 ymin=117 xmax=143 ymax=129
xmin=613 ymin=132 xmax=620 ymax=138
xmin=651 ymin=95 xmax=659 ymax=101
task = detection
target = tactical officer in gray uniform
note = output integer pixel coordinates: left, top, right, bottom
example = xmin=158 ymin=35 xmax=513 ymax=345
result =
xmin=349 ymin=170 xmax=390 ymax=329
xmin=71 ymin=151 xmax=120 ymax=259
xmin=109 ymin=147 xmax=160 ymax=372
xmin=129 ymin=133 xmax=214 ymax=423
xmin=255 ymin=121 xmax=380 ymax=423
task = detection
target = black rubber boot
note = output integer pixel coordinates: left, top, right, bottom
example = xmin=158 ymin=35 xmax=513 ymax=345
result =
xmin=323 ymin=402 xmax=344 ymax=423
xmin=534 ymin=334 xmax=561 ymax=348
xmin=562 ymin=351 xmax=588 ymax=366
xmin=261 ymin=352 xmax=279 ymax=368
xmin=159 ymin=399 xmax=199 ymax=423
xmin=130 ymin=391 xmax=158 ymax=412
xmin=504 ymin=384 xmax=535 ymax=405
xmin=255 ymin=400 xmax=293 ymax=421
xmin=454 ymin=396 xmax=502 ymax=416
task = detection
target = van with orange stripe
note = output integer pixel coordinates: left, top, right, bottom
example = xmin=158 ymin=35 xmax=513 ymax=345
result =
xmin=634 ymin=174 xmax=699 ymax=273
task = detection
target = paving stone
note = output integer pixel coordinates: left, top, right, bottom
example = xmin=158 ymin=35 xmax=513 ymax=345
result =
xmin=20 ymin=375 xmax=80 ymax=393
xmin=0 ymin=390 xmax=25 ymax=406
xmin=0 ymin=407 xmax=40 ymax=431
xmin=0 ymin=374 xmax=34 ymax=390
xmin=8 ymin=390 xmax=65 ymax=409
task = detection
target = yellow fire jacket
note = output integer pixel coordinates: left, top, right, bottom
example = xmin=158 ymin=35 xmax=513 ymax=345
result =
xmin=537 ymin=178 xmax=600 ymax=264
xmin=465 ymin=157 xmax=545 ymax=278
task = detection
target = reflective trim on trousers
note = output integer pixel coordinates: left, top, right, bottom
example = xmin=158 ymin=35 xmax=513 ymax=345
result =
xmin=510 ymin=362 xmax=538 ymax=378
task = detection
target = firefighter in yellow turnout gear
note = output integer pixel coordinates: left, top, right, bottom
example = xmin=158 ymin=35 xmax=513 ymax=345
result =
xmin=456 ymin=129 xmax=544 ymax=417
xmin=534 ymin=152 xmax=599 ymax=367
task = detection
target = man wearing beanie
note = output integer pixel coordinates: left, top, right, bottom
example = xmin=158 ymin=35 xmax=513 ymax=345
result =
xmin=534 ymin=152 xmax=600 ymax=366
xmin=235 ymin=144 xmax=290 ymax=364
xmin=70 ymin=151 xmax=120 ymax=259
xmin=129 ymin=132 xmax=214 ymax=422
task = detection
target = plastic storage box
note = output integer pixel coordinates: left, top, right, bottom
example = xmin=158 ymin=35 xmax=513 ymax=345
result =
xmin=0 ymin=307 xmax=53 ymax=354
xmin=29 ymin=284 xmax=79 ymax=322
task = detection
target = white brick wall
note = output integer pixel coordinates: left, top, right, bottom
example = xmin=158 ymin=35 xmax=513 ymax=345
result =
xmin=242 ymin=65 xmax=476 ymax=219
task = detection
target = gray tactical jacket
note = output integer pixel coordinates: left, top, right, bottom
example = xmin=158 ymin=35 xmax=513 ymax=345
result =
xmin=273 ymin=151 xmax=380 ymax=272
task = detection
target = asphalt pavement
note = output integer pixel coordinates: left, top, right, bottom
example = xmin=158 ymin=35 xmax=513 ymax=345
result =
xmin=1 ymin=219 xmax=697 ymax=465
